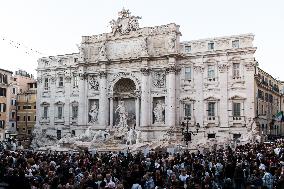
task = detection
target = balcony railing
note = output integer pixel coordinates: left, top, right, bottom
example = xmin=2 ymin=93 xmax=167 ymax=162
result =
xmin=54 ymin=117 xmax=65 ymax=123
xmin=204 ymin=116 xmax=219 ymax=126
xmin=229 ymin=116 xmax=245 ymax=125
xmin=39 ymin=117 xmax=50 ymax=124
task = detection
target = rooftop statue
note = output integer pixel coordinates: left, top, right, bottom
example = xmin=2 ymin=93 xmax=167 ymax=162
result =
xmin=110 ymin=8 xmax=141 ymax=35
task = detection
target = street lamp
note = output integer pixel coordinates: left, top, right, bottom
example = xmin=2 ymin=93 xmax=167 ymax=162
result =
xmin=181 ymin=117 xmax=199 ymax=148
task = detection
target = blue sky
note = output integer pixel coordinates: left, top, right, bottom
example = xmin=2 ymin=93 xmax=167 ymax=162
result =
xmin=0 ymin=0 xmax=283 ymax=79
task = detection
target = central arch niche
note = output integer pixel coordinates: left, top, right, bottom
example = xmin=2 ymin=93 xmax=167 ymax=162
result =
xmin=112 ymin=78 xmax=137 ymax=127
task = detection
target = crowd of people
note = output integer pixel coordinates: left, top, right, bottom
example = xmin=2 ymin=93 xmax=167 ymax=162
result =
xmin=0 ymin=140 xmax=284 ymax=189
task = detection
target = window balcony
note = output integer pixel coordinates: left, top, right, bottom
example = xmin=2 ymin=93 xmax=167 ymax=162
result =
xmin=40 ymin=117 xmax=50 ymax=124
xmin=54 ymin=117 xmax=65 ymax=123
xmin=229 ymin=116 xmax=245 ymax=126
xmin=204 ymin=116 xmax=219 ymax=126
xmin=70 ymin=117 xmax=78 ymax=123
xmin=208 ymin=77 xmax=216 ymax=82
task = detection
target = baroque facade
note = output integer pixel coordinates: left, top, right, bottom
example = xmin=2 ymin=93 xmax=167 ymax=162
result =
xmin=36 ymin=9 xmax=281 ymax=145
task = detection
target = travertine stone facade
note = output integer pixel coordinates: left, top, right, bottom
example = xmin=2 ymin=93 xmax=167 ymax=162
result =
xmin=36 ymin=9 xmax=280 ymax=144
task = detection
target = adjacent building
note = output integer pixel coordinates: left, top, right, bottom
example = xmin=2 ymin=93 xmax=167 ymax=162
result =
xmin=0 ymin=68 xmax=13 ymax=140
xmin=16 ymin=82 xmax=37 ymax=140
xmin=36 ymin=9 xmax=283 ymax=145
xmin=14 ymin=70 xmax=37 ymax=141
xmin=255 ymin=68 xmax=283 ymax=138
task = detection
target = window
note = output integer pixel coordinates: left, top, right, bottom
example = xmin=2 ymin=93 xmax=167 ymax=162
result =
xmin=185 ymin=45 xmax=191 ymax=53
xmin=208 ymin=42 xmax=214 ymax=50
xmin=12 ymin=88 xmax=16 ymax=94
xmin=185 ymin=67 xmax=192 ymax=81
xmin=232 ymin=40 xmax=239 ymax=48
xmin=208 ymin=102 xmax=215 ymax=117
xmin=208 ymin=65 xmax=215 ymax=79
xmin=265 ymin=93 xmax=268 ymax=102
xmin=0 ymin=88 xmax=7 ymax=97
xmin=269 ymin=94 xmax=273 ymax=103
xmin=57 ymin=130 xmax=62 ymax=140
xmin=34 ymin=116 xmax=36 ymax=121
xmin=184 ymin=103 xmax=191 ymax=117
xmin=0 ymin=74 xmax=7 ymax=84
xmin=233 ymin=103 xmax=241 ymax=117
xmin=74 ymin=58 xmax=78 ymax=63
xmin=23 ymin=116 xmax=26 ymax=121
xmin=18 ymin=106 xmax=20 ymax=110
xmin=28 ymin=116 xmax=31 ymax=121
xmin=23 ymin=105 xmax=32 ymax=109
xmin=58 ymin=76 xmax=64 ymax=87
xmin=208 ymin=133 xmax=216 ymax=139
xmin=233 ymin=63 xmax=240 ymax=77
xmin=44 ymin=78 xmax=49 ymax=90
xmin=28 ymin=130 xmax=31 ymax=134
xmin=34 ymin=105 xmax=36 ymax=109
xmin=11 ymin=99 xmax=16 ymax=106
xmin=0 ymin=120 xmax=5 ymax=129
xmin=72 ymin=105 xmax=78 ymax=118
xmin=11 ymin=112 xmax=16 ymax=119
xmin=11 ymin=123 xmax=15 ymax=127
xmin=43 ymin=107 xmax=48 ymax=119
xmin=17 ymin=116 xmax=20 ymax=121
xmin=73 ymin=76 xmax=78 ymax=88
xmin=233 ymin=134 xmax=241 ymax=139
xmin=57 ymin=106 xmax=63 ymax=119
xmin=0 ymin=103 xmax=6 ymax=112
xmin=258 ymin=89 xmax=264 ymax=100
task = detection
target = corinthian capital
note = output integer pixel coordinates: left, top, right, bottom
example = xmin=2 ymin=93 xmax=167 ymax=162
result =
xmin=166 ymin=66 xmax=180 ymax=74
xmin=140 ymin=68 xmax=151 ymax=76
xmin=99 ymin=71 xmax=107 ymax=78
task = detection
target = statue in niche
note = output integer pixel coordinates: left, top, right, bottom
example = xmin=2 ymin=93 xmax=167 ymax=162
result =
xmin=140 ymin=37 xmax=148 ymax=56
xmin=115 ymin=101 xmax=128 ymax=127
xmin=153 ymin=100 xmax=165 ymax=123
xmin=167 ymin=33 xmax=176 ymax=52
xmin=89 ymin=76 xmax=99 ymax=91
xmin=152 ymin=72 xmax=166 ymax=88
xmin=76 ymin=44 xmax=86 ymax=61
xmin=89 ymin=102 xmax=98 ymax=123
xmin=98 ymin=41 xmax=108 ymax=61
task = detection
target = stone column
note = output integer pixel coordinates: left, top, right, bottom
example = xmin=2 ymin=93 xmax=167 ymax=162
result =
xmin=218 ymin=63 xmax=229 ymax=128
xmin=99 ymin=71 xmax=108 ymax=128
xmin=109 ymin=97 xmax=113 ymax=127
xmin=78 ymin=72 xmax=87 ymax=126
xmin=140 ymin=68 xmax=150 ymax=127
xmin=49 ymin=76 xmax=56 ymax=128
xmin=166 ymin=65 xmax=177 ymax=127
xmin=193 ymin=64 xmax=204 ymax=129
xmin=64 ymin=76 xmax=71 ymax=127
xmin=135 ymin=95 xmax=140 ymax=128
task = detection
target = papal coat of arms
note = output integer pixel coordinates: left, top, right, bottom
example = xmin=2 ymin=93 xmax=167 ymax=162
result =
xmin=110 ymin=8 xmax=141 ymax=35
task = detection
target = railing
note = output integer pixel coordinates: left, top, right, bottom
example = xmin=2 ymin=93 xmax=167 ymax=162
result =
xmin=54 ymin=117 xmax=65 ymax=123
xmin=204 ymin=116 xmax=219 ymax=126
xmin=39 ymin=117 xmax=50 ymax=123
xmin=229 ymin=116 xmax=245 ymax=125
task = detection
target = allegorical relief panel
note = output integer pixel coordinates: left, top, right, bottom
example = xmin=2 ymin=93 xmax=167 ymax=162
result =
xmin=107 ymin=37 xmax=147 ymax=60
xmin=88 ymin=75 xmax=99 ymax=91
xmin=152 ymin=71 xmax=166 ymax=88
